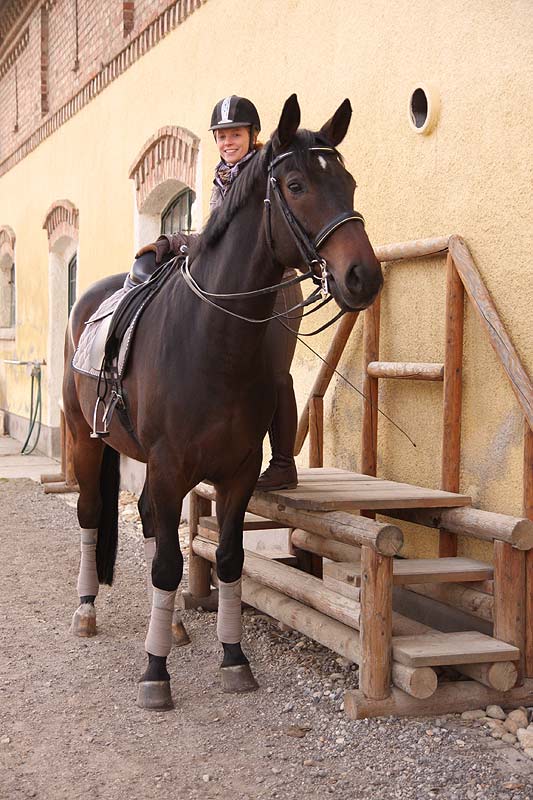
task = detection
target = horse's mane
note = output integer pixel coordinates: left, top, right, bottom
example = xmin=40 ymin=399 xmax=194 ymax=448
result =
xmin=198 ymin=130 xmax=332 ymax=252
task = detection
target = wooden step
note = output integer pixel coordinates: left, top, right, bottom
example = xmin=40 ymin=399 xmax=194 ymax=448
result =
xmin=367 ymin=361 xmax=444 ymax=381
xmin=263 ymin=469 xmax=472 ymax=511
xmin=392 ymin=631 xmax=519 ymax=667
xmin=323 ymin=558 xmax=493 ymax=587
xmin=199 ymin=513 xmax=287 ymax=532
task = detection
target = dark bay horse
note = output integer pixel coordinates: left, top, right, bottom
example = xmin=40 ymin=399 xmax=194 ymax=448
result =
xmin=63 ymin=94 xmax=383 ymax=710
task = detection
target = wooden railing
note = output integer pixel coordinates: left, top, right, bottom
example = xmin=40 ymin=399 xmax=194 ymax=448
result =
xmin=294 ymin=233 xmax=533 ymax=674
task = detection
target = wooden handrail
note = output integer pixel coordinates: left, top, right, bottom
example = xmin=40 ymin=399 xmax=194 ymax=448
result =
xmin=296 ymin=233 xmax=533 ymax=463
xmin=448 ymin=236 xmax=533 ymax=431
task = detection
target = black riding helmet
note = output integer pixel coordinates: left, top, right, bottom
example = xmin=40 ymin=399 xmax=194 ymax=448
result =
xmin=209 ymin=95 xmax=261 ymax=133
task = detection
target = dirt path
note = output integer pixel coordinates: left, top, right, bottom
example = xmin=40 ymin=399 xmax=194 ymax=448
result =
xmin=1 ymin=477 xmax=533 ymax=800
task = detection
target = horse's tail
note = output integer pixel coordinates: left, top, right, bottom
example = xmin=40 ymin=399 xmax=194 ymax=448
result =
xmin=96 ymin=444 xmax=120 ymax=585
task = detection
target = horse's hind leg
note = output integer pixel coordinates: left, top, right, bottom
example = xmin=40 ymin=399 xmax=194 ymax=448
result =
xmin=138 ymin=477 xmax=190 ymax=646
xmin=69 ymin=432 xmax=106 ymax=637
xmin=137 ymin=460 xmax=185 ymax=711
xmin=215 ymin=451 xmax=262 ymax=694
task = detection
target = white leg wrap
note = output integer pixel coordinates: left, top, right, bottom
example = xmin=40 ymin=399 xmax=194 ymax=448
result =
xmin=217 ymin=578 xmax=242 ymax=644
xmin=143 ymin=537 xmax=156 ymax=603
xmin=77 ymin=528 xmax=99 ymax=598
xmin=145 ymin=588 xmax=176 ymax=657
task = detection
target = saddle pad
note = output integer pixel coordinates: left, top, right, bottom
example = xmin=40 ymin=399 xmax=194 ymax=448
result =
xmin=72 ymin=287 xmax=141 ymax=379
xmin=72 ymin=257 xmax=178 ymax=381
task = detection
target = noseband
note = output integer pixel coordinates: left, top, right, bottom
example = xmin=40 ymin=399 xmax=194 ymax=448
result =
xmin=265 ymin=146 xmax=365 ymax=298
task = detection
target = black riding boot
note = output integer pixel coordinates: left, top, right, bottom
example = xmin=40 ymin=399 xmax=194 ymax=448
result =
xmin=256 ymin=376 xmax=298 ymax=491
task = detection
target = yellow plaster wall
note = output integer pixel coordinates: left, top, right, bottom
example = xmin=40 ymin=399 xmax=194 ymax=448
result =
xmin=0 ymin=0 xmax=532 ymax=558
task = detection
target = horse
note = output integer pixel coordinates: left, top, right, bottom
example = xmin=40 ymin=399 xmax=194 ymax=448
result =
xmin=63 ymin=94 xmax=383 ymax=711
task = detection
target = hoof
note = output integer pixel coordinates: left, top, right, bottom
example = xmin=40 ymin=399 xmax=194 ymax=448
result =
xmin=220 ymin=664 xmax=259 ymax=694
xmin=136 ymin=681 xmax=174 ymax=711
xmin=172 ymin=615 xmax=191 ymax=647
xmin=70 ymin=603 xmax=97 ymax=637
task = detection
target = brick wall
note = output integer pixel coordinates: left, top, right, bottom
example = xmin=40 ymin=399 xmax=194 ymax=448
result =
xmin=0 ymin=0 xmax=207 ymax=174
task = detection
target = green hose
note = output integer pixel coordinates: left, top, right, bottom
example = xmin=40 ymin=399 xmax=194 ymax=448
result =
xmin=21 ymin=364 xmax=42 ymax=455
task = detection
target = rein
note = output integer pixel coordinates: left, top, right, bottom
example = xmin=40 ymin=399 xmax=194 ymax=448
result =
xmin=180 ymin=143 xmax=366 ymax=334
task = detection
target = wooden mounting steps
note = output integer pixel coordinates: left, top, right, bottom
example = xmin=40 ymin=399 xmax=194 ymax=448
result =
xmin=324 ymin=557 xmax=493 ymax=587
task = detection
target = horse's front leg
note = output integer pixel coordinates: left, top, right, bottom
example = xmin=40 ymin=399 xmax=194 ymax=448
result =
xmin=138 ymin=478 xmax=190 ymax=647
xmin=137 ymin=462 xmax=185 ymax=711
xmin=215 ymin=450 xmax=262 ymax=694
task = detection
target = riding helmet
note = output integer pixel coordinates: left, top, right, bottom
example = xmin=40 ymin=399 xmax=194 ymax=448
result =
xmin=209 ymin=95 xmax=261 ymax=132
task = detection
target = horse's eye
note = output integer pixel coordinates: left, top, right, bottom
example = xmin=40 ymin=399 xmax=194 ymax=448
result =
xmin=287 ymin=181 xmax=303 ymax=194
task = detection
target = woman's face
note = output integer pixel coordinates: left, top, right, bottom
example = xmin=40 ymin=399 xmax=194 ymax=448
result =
xmin=215 ymin=126 xmax=253 ymax=165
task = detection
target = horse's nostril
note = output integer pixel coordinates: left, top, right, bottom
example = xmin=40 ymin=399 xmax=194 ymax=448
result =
xmin=346 ymin=263 xmax=361 ymax=292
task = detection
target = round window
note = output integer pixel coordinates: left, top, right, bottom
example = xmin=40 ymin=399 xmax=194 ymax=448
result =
xmin=408 ymin=84 xmax=440 ymax=135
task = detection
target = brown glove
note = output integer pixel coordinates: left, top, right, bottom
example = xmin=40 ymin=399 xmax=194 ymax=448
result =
xmin=135 ymin=233 xmax=189 ymax=264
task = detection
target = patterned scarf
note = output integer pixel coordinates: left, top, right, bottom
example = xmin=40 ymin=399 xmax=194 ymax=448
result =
xmin=214 ymin=149 xmax=257 ymax=196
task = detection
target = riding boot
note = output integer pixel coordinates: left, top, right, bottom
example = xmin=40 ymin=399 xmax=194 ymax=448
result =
xmin=256 ymin=377 xmax=298 ymax=491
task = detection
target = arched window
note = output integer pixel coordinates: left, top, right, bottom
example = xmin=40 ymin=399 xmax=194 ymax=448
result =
xmin=161 ymin=189 xmax=194 ymax=235
xmin=9 ymin=263 xmax=16 ymax=327
xmin=68 ymin=254 xmax=77 ymax=314
xmin=0 ymin=226 xmax=16 ymax=335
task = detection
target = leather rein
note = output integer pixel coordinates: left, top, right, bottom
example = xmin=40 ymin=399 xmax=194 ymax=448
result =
xmin=180 ymin=144 xmax=366 ymax=335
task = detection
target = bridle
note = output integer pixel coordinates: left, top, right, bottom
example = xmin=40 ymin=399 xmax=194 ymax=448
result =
xmin=180 ymin=142 xmax=366 ymax=333
xmin=264 ymin=146 xmax=365 ymax=299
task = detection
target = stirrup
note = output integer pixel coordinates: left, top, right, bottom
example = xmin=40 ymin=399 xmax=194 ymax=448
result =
xmin=90 ymin=396 xmax=110 ymax=438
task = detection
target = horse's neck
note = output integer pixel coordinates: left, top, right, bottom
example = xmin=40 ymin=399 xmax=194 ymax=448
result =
xmin=191 ymin=191 xmax=286 ymax=314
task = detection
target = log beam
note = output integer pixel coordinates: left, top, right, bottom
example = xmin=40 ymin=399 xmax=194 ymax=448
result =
xmin=382 ymin=506 xmax=533 ymax=550
xmin=367 ymin=362 xmax=444 ymax=381
xmin=194 ymin=481 xmax=404 ymax=556
xmin=404 ymin=582 xmax=493 ymax=623
xmin=291 ymin=528 xmax=361 ymax=564
xmin=345 ymin=679 xmax=533 ymax=720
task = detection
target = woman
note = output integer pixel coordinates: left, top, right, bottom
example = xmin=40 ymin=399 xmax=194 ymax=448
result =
xmin=131 ymin=95 xmax=302 ymax=490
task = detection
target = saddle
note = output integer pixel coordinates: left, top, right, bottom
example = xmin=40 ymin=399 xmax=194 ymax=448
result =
xmin=72 ymin=256 xmax=180 ymax=437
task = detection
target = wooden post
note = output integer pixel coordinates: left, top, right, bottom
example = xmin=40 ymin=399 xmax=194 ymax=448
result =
xmin=524 ymin=422 xmax=533 ymax=676
xmin=188 ymin=489 xmax=212 ymax=599
xmin=308 ymin=394 xmax=324 ymax=577
xmin=361 ymin=296 xmax=380 ymax=477
xmin=493 ymin=540 xmax=526 ymax=684
xmin=308 ymin=395 xmax=323 ymax=468
xmin=440 ymin=253 xmax=464 ymax=557
xmin=360 ymin=544 xmax=392 ymax=700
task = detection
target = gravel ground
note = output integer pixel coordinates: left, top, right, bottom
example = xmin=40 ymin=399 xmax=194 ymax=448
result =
xmin=2 ymin=477 xmax=533 ymax=800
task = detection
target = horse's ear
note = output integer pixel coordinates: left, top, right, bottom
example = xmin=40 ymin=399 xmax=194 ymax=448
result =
xmin=319 ymin=99 xmax=352 ymax=146
xmin=272 ymin=94 xmax=301 ymax=151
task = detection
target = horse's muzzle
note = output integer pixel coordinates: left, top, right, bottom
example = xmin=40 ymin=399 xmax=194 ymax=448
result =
xmin=334 ymin=260 xmax=384 ymax=311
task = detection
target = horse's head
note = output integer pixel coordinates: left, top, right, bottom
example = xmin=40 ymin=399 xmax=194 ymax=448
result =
xmin=268 ymin=94 xmax=383 ymax=312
